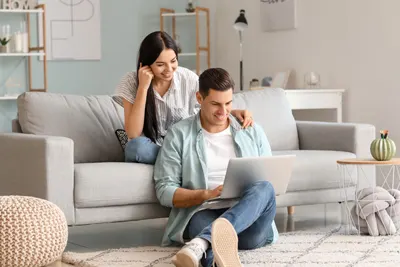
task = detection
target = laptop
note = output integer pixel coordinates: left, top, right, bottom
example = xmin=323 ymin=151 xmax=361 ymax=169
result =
xmin=204 ymin=154 xmax=296 ymax=203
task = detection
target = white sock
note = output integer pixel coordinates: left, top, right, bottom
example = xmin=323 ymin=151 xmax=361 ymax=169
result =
xmin=188 ymin=237 xmax=209 ymax=251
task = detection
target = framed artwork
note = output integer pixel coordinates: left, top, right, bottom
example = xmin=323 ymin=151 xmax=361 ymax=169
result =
xmin=270 ymin=70 xmax=292 ymax=89
xmin=260 ymin=0 xmax=297 ymax=32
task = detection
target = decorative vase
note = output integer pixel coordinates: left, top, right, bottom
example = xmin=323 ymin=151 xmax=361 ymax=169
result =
xmin=249 ymin=78 xmax=260 ymax=89
xmin=370 ymin=130 xmax=396 ymax=161
xmin=304 ymin=71 xmax=320 ymax=88
xmin=0 ymin=46 xmax=6 ymax=53
xmin=186 ymin=0 xmax=195 ymax=13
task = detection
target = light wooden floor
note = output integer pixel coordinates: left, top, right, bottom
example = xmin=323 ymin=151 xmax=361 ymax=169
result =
xmin=45 ymin=203 xmax=342 ymax=266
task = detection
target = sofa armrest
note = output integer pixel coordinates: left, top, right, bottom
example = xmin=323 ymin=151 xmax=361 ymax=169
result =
xmin=296 ymin=121 xmax=376 ymax=157
xmin=0 ymin=133 xmax=75 ymax=224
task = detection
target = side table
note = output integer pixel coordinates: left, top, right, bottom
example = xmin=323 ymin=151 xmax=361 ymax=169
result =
xmin=337 ymin=158 xmax=400 ymax=235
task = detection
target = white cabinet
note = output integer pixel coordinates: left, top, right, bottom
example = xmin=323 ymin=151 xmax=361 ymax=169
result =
xmin=285 ymin=89 xmax=345 ymax=122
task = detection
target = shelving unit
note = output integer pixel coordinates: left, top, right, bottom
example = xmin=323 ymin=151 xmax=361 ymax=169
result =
xmin=0 ymin=52 xmax=45 ymax=57
xmin=0 ymin=9 xmax=43 ymax=13
xmin=0 ymin=96 xmax=18 ymax=100
xmin=0 ymin=4 xmax=47 ymax=93
xmin=160 ymin=7 xmax=210 ymax=75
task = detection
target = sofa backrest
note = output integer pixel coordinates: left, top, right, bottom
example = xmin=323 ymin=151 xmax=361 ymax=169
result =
xmin=232 ymin=88 xmax=299 ymax=150
xmin=17 ymin=92 xmax=125 ymax=163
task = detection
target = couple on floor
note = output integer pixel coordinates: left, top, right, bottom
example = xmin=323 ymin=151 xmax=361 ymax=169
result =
xmin=114 ymin=31 xmax=277 ymax=267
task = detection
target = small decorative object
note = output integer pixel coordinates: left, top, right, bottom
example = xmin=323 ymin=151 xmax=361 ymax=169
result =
xmin=370 ymin=130 xmax=396 ymax=161
xmin=304 ymin=71 xmax=320 ymax=88
xmin=261 ymin=76 xmax=273 ymax=87
xmin=1 ymin=24 xmax=11 ymax=53
xmin=0 ymin=196 xmax=68 ymax=267
xmin=1 ymin=0 xmax=32 ymax=10
xmin=0 ymin=37 xmax=10 ymax=53
xmin=249 ymin=78 xmax=260 ymax=89
xmin=13 ymin=21 xmax=28 ymax=53
xmin=186 ymin=0 xmax=195 ymax=13
xmin=351 ymin=187 xmax=400 ymax=236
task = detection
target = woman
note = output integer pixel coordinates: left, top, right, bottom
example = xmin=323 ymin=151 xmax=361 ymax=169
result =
xmin=115 ymin=31 xmax=253 ymax=164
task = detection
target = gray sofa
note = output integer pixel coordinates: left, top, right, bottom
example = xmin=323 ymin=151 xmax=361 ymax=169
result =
xmin=0 ymin=88 xmax=375 ymax=226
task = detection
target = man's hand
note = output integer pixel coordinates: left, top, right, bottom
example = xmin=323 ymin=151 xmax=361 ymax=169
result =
xmin=203 ymin=185 xmax=223 ymax=201
xmin=172 ymin=185 xmax=223 ymax=208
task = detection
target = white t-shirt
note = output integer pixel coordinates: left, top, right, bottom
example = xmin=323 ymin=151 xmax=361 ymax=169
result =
xmin=203 ymin=126 xmax=237 ymax=190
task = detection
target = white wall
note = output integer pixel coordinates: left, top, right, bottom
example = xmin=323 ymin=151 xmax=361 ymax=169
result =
xmin=215 ymin=0 xmax=400 ymax=147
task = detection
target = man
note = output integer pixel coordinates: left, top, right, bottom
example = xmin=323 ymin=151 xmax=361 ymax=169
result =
xmin=154 ymin=68 xmax=278 ymax=267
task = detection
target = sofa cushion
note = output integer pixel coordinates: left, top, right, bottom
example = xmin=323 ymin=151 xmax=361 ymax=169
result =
xmin=74 ymin=162 xmax=158 ymax=208
xmin=233 ymin=88 xmax=299 ymax=150
xmin=273 ymin=150 xmax=357 ymax=191
xmin=17 ymin=92 xmax=125 ymax=163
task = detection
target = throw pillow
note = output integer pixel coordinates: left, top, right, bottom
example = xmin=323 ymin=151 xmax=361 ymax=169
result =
xmin=115 ymin=129 xmax=128 ymax=151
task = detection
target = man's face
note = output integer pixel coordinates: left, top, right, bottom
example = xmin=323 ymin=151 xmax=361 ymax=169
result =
xmin=196 ymin=88 xmax=233 ymax=127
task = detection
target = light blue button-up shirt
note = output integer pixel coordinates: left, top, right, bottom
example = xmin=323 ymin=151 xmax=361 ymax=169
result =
xmin=154 ymin=112 xmax=279 ymax=246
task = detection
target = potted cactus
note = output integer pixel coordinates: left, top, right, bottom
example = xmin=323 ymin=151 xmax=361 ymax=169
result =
xmin=370 ymin=130 xmax=397 ymax=161
xmin=0 ymin=37 xmax=10 ymax=53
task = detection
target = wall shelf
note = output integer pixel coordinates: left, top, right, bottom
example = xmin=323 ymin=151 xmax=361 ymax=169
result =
xmin=161 ymin=12 xmax=205 ymax=17
xmin=0 ymin=96 xmax=18 ymax=100
xmin=160 ymin=7 xmax=210 ymax=75
xmin=0 ymin=9 xmax=43 ymax=13
xmin=0 ymin=52 xmax=45 ymax=57
xmin=178 ymin=52 xmax=208 ymax=57
xmin=0 ymin=5 xmax=47 ymax=92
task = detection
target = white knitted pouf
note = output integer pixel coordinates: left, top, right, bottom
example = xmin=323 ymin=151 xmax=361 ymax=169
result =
xmin=0 ymin=196 xmax=68 ymax=267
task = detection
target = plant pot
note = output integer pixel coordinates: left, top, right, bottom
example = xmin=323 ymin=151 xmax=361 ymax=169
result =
xmin=370 ymin=130 xmax=396 ymax=161
xmin=0 ymin=46 xmax=7 ymax=53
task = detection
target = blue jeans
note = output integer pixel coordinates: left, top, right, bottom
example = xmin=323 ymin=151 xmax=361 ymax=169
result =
xmin=124 ymin=137 xmax=161 ymax=164
xmin=185 ymin=181 xmax=277 ymax=267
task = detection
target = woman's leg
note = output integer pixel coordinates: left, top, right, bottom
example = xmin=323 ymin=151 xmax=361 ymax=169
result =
xmin=124 ymin=137 xmax=160 ymax=164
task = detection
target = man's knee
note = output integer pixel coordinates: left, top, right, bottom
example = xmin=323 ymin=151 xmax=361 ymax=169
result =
xmin=252 ymin=181 xmax=275 ymax=199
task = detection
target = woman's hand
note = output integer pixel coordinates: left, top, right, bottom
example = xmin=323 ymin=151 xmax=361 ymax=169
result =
xmin=138 ymin=63 xmax=154 ymax=90
xmin=232 ymin=109 xmax=254 ymax=129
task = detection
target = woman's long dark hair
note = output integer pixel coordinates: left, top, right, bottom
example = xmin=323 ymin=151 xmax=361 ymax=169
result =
xmin=137 ymin=31 xmax=178 ymax=143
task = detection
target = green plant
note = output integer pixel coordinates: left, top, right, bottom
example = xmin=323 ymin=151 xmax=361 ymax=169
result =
xmin=0 ymin=37 xmax=10 ymax=46
xmin=370 ymin=130 xmax=397 ymax=161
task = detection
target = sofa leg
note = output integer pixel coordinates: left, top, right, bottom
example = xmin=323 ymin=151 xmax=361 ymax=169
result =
xmin=287 ymin=206 xmax=294 ymax=215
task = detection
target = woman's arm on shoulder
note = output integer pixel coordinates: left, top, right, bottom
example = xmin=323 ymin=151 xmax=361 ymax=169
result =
xmin=231 ymin=109 xmax=254 ymax=129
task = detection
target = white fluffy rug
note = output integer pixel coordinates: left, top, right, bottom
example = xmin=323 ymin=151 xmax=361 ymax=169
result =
xmin=62 ymin=226 xmax=400 ymax=267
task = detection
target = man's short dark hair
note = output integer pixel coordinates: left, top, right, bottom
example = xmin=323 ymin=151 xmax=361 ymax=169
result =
xmin=199 ymin=68 xmax=235 ymax=97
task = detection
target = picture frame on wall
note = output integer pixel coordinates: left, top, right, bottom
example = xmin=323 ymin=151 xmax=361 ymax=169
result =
xmin=270 ymin=70 xmax=292 ymax=89
xmin=249 ymin=69 xmax=292 ymax=91
xmin=260 ymin=0 xmax=297 ymax=32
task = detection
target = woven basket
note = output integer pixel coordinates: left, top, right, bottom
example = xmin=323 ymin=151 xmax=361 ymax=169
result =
xmin=0 ymin=196 xmax=68 ymax=267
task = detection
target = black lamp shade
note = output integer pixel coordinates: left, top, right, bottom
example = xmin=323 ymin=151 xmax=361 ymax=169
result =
xmin=234 ymin=9 xmax=248 ymax=31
